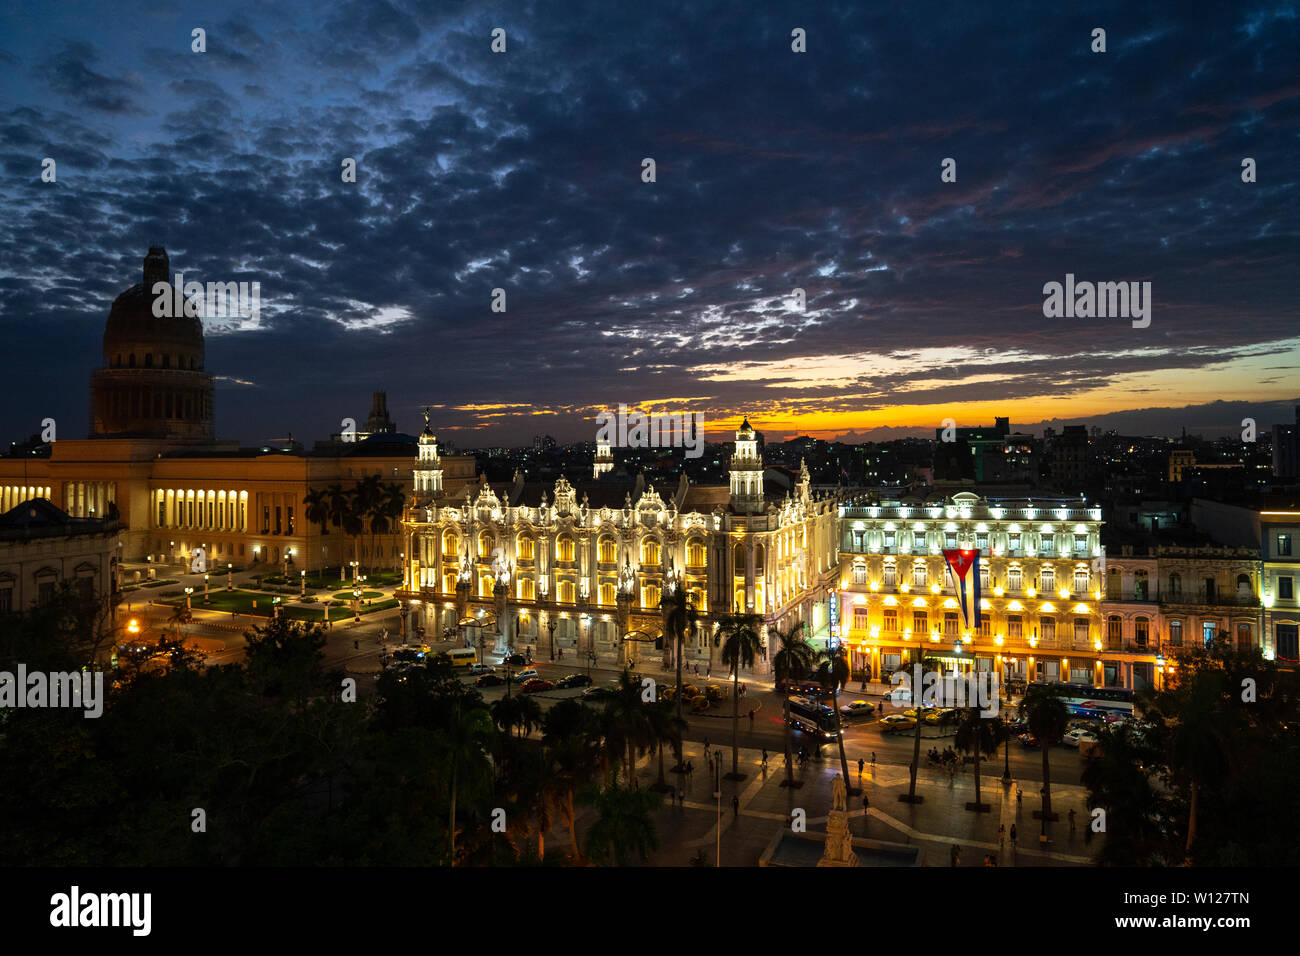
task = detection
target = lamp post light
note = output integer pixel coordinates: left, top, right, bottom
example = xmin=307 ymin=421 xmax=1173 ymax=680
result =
xmin=226 ymin=563 xmax=233 ymax=590
xmin=353 ymin=586 xmax=362 ymax=622
xmin=300 ymin=569 xmax=306 ymax=598
xmin=351 ymin=560 xmax=359 ymax=586
xmin=548 ymin=620 xmax=557 ymax=661
xmin=272 ymin=595 xmax=282 ymax=619
xmin=203 ymin=573 xmax=210 ymax=604
xmin=184 ymin=586 xmax=193 ymax=612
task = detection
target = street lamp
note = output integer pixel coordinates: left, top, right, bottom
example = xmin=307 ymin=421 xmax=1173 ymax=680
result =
xmin=184 ymin=586 xmax=193 ymax=612
xmin=226 ymin=563 xmax=233 ymax=590
xmin=203 ymin=573 xmax=210 ymax=604
xmin=353 ymin=586 xmax=362 ymax=622
xmin=351 ymin=560 xmax=359 ymax=585
xmin=300 ymin=568 xmax=306 ymax=598
xmin=272 ymin=595 xmax=282 ymax=619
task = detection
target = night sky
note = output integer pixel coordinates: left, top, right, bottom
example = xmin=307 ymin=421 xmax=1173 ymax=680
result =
xmin=2 ymin=1 xmax=1298 ymax=447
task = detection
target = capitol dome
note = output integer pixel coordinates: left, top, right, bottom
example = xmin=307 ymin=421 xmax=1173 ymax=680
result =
xmin=88 ymin=247 xmax=215 ymax=440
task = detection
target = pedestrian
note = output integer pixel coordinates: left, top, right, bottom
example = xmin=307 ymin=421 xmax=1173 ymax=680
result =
xmin=998 ymin=823 xmax=1006 ymax=851
xmin=761 ymin=748 xmax=768 ymax=769
xmin=706 ymin=665 xmax=711 ymax=678
xmin=858 ymin=756 xmax=864 ymax=776
xmin=731 ymin=795 xmax=740 ymax=818
xmin=950 ymin=844 xmax=960 ymax=867
xmin=871 ymin=752 xmax=877 ymax=770
xmin=748 ymin=710 xmax=755 ymax=728
xmin=1010 ymin=824 xmax=1017 ymax=849
xmin=1017 ymin=788 xmax=1023 ymax=806
xmin=983 ymin=854 xmax=992 ymax=867
xmin=861 ymin=679 xmax=867 ymax=692
xmin=704 ymin=737 xmax=710 ymax=752
xmin=353 ymin=640 xmax=359 ymax=650
xmin=739 ymin=682 xmax=746 ymax=697
xmin=862 ymin=793 xmax=869 ymax=812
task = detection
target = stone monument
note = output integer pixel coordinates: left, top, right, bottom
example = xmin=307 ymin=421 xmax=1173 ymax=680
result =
xmin=818 ymin=774 xmax=860 ymax=867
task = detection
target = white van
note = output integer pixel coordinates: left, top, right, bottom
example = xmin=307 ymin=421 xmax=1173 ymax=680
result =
xmin=886 ymin=683 xmax=913 ymax=704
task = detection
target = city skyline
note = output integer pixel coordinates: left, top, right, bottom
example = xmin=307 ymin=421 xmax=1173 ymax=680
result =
xmin=3 ymin=1 xmax=1299 ymax=446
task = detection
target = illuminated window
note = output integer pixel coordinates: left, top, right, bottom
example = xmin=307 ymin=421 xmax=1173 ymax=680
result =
xmin=599 ymin=536 xmax=616 ymax=564
xmin=516 ymin=534 xmax=535 ymax=560
xmin=687 ymin=538 xmax=706 ymax=567
xmin=557 ymin=535 xmax=575 ymax=563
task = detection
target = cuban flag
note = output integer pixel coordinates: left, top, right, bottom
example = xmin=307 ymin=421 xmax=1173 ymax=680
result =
xmin=942 ymin=548 xmax=981 ymax=633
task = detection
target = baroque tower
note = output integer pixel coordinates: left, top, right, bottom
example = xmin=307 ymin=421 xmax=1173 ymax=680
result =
xmin=728 ymin=416 xmax=764 ymax=514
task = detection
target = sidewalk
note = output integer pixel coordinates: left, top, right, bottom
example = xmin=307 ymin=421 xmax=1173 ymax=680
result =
xmin=624 ymin=741 xmax=1099 ymax=866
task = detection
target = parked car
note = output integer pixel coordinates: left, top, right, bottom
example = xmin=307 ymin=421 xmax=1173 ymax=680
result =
xmin=924 ymin=708 xmax=959 ymax=726
xmin=1017 ymin=732 xmax=1040 ymax=749
xmin=691 ymin=696 xmax=711 ymax=712
xmin=1061 ymin=728 xmax=1099 ymax=748
xmin=503 ymin=653 xmax=531 ymax=668
xmin=879 ymin=714 xmax=916 ymax=733
xmin=839 ymin=700 xmax=877 ymax=719
xmin=556 ymin=673 xmax=593 ymax=689
xmin=680 ymin=684 xmax=701 ymax=700
xmin=511 ymin=667 xmax=540 ymax=683
xmin=476 ymin=673 xmax=505 ymax=688
xmin=581 ymin=685 xmax=615 ymax=701
xmin=704 ymin=684 xmax=726 ymax=702
xmin=521 ymin=678 xmax=555 ymax=694
xmin=468 ymin=663 xmax=495 ymax=675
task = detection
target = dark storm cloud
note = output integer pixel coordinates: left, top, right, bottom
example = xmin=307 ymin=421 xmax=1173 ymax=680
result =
xmin=1 ymin=0 xmax=1298 ymax=445
xmin=36 ymin=41 xmax=144 ymax=114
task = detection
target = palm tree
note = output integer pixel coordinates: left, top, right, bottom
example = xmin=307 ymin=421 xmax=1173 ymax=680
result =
xmin=382 ymin=482 xmax=406 ymax=569
xmin=302 ymin=488 xmax=330 ymax=571
xmin=1021 ymin=683 xmax=1069 ymax=821
xmin=440 ymin=697 xmax=495 ymax=865
xmin=542 ymin=699 xmax=600 ymax=862
xmin=771 ymin=621 xmax=815 ymax=787
xmin=1165 ymin=669 xmax=1233 ymax=864
xmin=600 ymin=669 xmax=656 ymax=787
xmin=904 ymin=655 xmax=943 ymax=804
xmin=815 ymin=641 xmax=853 ymax=790
xmin=353 ymin=473 xmax=384 ymax=571
xmin=659 ymin=583 xmax=699 ymax=740
xmin=647 ymin=697 xmax=687 ymax=792
xmin=716 ymin=612 xmax=764 ymax=778
xmin=955 ymin=706 xmax=1004 ymax=811
xmin=581 ymin=780 xmax=661 ymax=866
xmin=325 ymin=483 xmax=350 ymax=571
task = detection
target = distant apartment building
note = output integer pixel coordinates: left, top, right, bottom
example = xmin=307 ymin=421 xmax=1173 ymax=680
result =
xmin=1272 ymin=407 xmax=1299 ymax=480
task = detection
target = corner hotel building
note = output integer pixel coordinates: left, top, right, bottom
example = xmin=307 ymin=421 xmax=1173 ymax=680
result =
xmin=835 ymin=491 xmax=1115 ymax=688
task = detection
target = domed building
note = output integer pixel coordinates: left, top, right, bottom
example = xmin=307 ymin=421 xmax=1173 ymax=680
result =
xmin=0 ymin=246 xmax=475 ymax=571
xmin=89 ymin=246 xmax=215 ymax=441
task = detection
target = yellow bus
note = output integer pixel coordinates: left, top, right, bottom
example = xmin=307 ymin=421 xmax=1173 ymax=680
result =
xmin=444 ymin=647 xmax=478 ymax=669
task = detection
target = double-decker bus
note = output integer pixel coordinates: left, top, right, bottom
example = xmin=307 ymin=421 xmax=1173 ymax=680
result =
xmin=1049 ymin=682 xmax=1135 ymax=720
xmin=786 ymin=697 xmax=842 ymax=738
